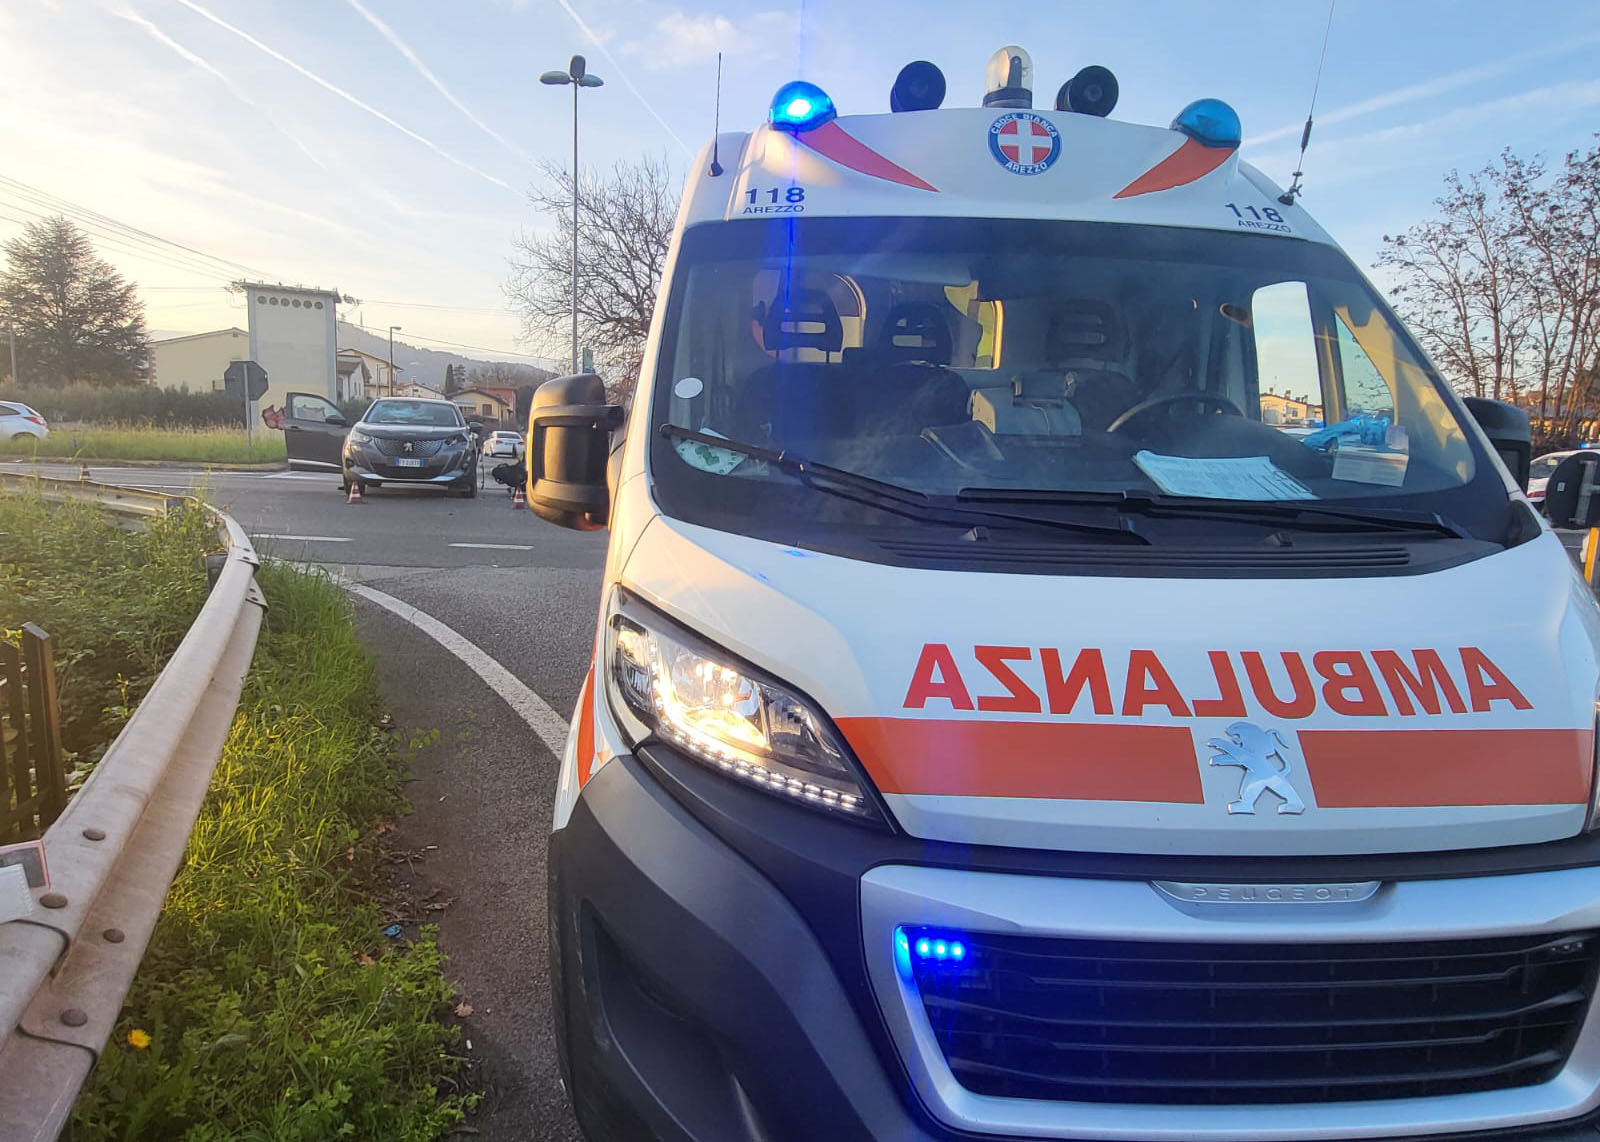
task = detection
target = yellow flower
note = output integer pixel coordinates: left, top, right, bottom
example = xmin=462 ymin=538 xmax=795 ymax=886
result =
xmin=126 ymin=1029 xmax=151 ymax=1050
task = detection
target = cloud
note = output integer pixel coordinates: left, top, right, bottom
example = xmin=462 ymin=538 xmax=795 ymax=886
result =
xmin=546 ymin=0 xmax=693 ymax=155
xmin=113 ymin=5 xmax=330 ymax=172
xmin=339 ymin=0 xmax=532 ymax=165
xmin=170 ymin=0 xmax=515 ymax=191
xmin=623 ymin=8 xmax=797 ymax=70
xmin=1248 ymin=31 xmax=1600 ymax=148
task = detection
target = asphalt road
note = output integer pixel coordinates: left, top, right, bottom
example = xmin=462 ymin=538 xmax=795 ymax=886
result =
xmin=13 ymin=459 xmax=603 ymax=1139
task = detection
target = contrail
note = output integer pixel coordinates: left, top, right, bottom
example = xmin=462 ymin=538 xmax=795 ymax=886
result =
xmin=340 ymin=0 xmax=534 ymax=164
xmin=171 ymin=0 xmax=514 ymax=191
xmin=548 ymin=0 xmax=694 ymax=158
xmin=114 ymin=5 xmax=329 ymax=171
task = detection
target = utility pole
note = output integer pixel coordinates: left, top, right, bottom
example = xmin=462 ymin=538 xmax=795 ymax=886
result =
xmin=541 ymin=55 xmax=604 ymax=375
xmin=6 ymin=322 xmax=16 ymax=387
xmin=388 ymin=325 xmax=402 ymax=396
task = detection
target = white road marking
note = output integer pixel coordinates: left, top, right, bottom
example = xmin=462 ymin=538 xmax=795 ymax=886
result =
xmin=253 ymin=533 xmax=353 ymax=542
xmin=262 ymin=471 xmax=334 ymax=480
xmin=448 ymin=542 xmax=534 ymax=550
xmin=345 ymin=582 xmax=570 ymax=753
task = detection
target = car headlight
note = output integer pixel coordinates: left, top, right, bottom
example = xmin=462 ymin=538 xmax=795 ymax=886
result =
xmin=603 ymin=592 xmax=881 ymax=822
xmin=347 ymin=428 xmax=374 ymax=447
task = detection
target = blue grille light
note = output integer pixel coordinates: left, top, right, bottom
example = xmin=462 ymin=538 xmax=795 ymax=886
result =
xmin=1171 ymin=98 xmax=1241 ymax=149
xmin=902 ymin=927 xmax=970 ymax=967
xmin=769 ymin=81 xmax=837 ymax=132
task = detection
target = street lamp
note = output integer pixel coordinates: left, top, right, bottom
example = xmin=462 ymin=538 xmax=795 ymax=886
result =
xmin=387 ymin=325 xmax=402 ymax=396
xmin=540 ymin=54 xmax=604 ymax=376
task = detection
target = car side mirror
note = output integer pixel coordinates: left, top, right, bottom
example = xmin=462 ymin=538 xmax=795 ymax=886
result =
xmin=1461 ymin=397 xmax=1531 ymax=491
xmin=526 ymin=373 xmax=623 ymax=529
xmin=326 ymin=412 xmax=349 ymax=427
xmin=1545 ymin=452 xmax=1600 ymax=530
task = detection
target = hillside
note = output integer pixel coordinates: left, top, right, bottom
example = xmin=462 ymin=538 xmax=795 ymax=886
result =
xmin=336 ymin=321 xmax=556 ymax=392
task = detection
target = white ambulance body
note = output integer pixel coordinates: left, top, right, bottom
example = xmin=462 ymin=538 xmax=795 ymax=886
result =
xmin=534 ymin=50 xmax=1600 ymax=1142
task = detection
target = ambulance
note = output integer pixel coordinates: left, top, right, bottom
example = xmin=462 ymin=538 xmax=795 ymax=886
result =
xmin=528 ymin=47 xmax=1600 ymax=1142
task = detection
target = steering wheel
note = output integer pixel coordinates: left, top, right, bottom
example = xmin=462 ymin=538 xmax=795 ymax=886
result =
xmin=1106 ymin=392 xmax=1245 ymax=434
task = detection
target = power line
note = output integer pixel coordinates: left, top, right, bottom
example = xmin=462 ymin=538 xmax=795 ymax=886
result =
xmin=0 ymin=175 xmax=275 ymax=279
xmin=0 ymin=197 xmax=242 ymax=282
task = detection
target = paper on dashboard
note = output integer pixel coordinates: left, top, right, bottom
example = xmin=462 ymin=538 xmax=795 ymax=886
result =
xmin=1133 ymin=452 xmax=1316 ymax=500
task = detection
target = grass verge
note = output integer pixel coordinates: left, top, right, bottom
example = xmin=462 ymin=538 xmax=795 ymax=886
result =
xmin=1 ymin=426 xmax=287 ymax=464
xmin=0 ymin=491 xmax=216 ymax=771
xmin=66 ymin=562 xmax=474 ymax=1139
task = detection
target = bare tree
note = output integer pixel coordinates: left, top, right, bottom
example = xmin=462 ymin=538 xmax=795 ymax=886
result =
xmin=1377 ymin=164 xmax=1530 ymax=402
xmin=0 ymin=216 xmax=149 ymax=387
xmin=1378 ymin=138 xmax=1600 ymax=447
xmin=504 ymin=156 xmax=679 ymax=394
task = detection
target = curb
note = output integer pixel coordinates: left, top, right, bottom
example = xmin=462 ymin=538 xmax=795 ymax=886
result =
xmin=2 ymin=457 xmax=288 ymax=471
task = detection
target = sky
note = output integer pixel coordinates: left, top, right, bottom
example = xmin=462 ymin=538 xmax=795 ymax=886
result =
xmin=1 ymin=0 xmax=1597 ymax=372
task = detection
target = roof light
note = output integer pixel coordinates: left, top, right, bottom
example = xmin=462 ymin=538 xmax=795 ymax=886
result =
xmin=891 ymin=60 xmax=946 ymax=113
xmin=769 ymin=81 xmax=836 ymax=132
xmin=1171 ymin=98 xmax=1241 ymax=149
xmin=982 ymin=45 xmax=1033 ymax=109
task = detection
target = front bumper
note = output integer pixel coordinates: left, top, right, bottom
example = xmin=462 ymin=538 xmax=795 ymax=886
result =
xmin=552 ymin=746 xmax=1600 ymax=1142
xmin=342 ymin=447 xmax=473 ymax=484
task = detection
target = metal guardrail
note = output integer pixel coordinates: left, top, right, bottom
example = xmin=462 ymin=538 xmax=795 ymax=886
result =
xmin=0 ymin=473 xmax=264 ymax=1140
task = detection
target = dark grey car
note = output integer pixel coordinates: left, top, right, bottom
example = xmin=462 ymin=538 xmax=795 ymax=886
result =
xmin=340 ymin=397 xmax=478 ymax=497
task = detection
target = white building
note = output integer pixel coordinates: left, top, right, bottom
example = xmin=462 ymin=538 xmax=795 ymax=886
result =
xmin=148 ymin=328 xmax=249 ymax=391
xmin=337 ymin=347 xmax=400 ymax=399
xmin=241 ymin=282 xmax=341 ymax=429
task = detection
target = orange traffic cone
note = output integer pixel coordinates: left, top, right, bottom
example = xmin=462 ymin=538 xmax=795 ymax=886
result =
xmin=348 ymin=482 xmax=364 ymax=504
xmin=512 ymin=486 xmax=526 ymax=508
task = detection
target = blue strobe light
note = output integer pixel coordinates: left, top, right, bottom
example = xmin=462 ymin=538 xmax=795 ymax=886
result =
xmin=770 ymin=81 xmax=837 ymax=132
xmin=1171 ymin=98 xmax=1242 ymax=148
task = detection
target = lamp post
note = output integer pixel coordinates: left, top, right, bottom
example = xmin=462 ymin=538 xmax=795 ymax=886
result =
xmin=540 ymin=54 xmax=604 ymax=376
xmin=387 ymin=325 xmax=402 ymax=396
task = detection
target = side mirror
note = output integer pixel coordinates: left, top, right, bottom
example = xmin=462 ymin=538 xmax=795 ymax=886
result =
xmin=526 ymin=373 xmax=622 ymax=529
xmin=1462 ymin=397 xmax=1531 ymax=491
xmin=326 ymin=413 xmax=349 ymax=427
xmin=1545 ymin=452 xmax=1600 ymax=530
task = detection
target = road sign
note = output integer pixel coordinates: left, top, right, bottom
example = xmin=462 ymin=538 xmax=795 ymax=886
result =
xmin=223 ymin=360 xmax=268 ymax=401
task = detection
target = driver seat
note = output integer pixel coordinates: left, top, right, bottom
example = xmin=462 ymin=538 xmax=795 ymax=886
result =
xmin=1012 ymin=301 xmax=1138 ymax=432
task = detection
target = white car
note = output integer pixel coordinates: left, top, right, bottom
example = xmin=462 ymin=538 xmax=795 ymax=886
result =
xmin=485 ymin=429 xmax=523 ymax=458
xmin=0 ymin=401 xmax=49 ymax=441
xmin=1527 ymin=449 xmax=1579 ymax=513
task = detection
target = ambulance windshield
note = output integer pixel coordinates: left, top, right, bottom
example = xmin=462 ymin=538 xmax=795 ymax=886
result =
xmin=654 ymin=218 xmax=1491 ymax=528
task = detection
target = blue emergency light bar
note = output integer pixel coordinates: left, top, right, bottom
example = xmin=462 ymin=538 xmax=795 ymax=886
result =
xmin=1171 ymin=98 xmax=1242 ymax=148
xmin=769 ymin=81 xmax=837 ymax=132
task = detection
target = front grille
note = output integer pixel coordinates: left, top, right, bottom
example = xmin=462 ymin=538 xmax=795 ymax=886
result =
xmin=907 ymin=928 xmax=1599 ymax=1106
xmin=373 ymin=436 xmax=444 ymax=457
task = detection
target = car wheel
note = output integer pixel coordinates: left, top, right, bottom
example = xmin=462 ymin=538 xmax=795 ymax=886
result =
xmin=11 ymin=432 xmax=33 ymax=441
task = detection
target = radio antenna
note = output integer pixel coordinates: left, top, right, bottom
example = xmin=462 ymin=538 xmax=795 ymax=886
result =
xmin=709 ymin=52 xmax=724 ymax=176
xmin=1279 ymin=0 xmax=1336 ymax=207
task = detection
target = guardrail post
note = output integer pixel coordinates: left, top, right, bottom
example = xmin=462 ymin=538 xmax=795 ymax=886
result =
xmin=20 ymin=624 xmax=66 ymax=828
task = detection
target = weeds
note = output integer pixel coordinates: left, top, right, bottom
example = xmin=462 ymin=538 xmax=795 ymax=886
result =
xmin=0 ymin=492 xmax=216 ymax=767
xmin=68 ymin=563 xmax=473 ymax=1140
xmin=0 ymin=426 xmax=286 ymax=464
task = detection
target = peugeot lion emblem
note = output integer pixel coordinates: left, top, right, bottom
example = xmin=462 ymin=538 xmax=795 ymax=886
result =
xmin=403 ymin=441 xmax=414 ymax=453
xmin=1206 ymin=722 xmax=1305 ymax=816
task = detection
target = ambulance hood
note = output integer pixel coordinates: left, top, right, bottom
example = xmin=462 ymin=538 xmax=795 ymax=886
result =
xmin=622 ymin=515 xmax=1600 ymax=856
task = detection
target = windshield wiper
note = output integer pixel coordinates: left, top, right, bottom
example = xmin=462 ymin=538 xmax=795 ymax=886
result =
xmin=959 ymin=486 xmax=1470 ymax=540
xmin=661 ymin=425 xmax=1147 ymax=544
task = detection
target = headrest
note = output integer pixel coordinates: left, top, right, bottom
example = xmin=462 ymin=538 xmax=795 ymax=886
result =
xmin=876 ymin=302 xmax=953 ymax=365
xmin=1046 ymin=301 xmax=1124 ymax=364
xmin=762 ymin=288 xmax=843 ymax=353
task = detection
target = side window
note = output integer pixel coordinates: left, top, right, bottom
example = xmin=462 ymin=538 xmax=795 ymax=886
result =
xmin=1333 ymin=313 xmax=1396 ymax=417
xmin=286 ymin=393 xmax=339 ymax=423
xmin=0 ymin=404 xmax=18 ymax=417
xmin=1250 ymin=282 xmax=1322 ymax=427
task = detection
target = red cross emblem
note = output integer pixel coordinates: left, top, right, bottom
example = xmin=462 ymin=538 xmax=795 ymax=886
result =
xmin=989 ymin=112 xmax=1061 ymax=174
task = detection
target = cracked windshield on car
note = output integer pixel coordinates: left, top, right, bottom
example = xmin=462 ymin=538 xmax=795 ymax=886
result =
xmin=3 ymin=2 xmax=1599 ymax=1141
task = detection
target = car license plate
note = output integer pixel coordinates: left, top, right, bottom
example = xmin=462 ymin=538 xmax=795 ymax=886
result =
xmin=394 ymin=457 xmax=424 ymax=468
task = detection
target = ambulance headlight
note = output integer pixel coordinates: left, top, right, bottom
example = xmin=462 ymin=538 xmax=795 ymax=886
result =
xmin=1171 ymin=98 xmax=1242 ymax=149
xmin=769 ymin=81 xmax=837 ymax=132
xmin=604 ymin=593 xmax=880 ymax=821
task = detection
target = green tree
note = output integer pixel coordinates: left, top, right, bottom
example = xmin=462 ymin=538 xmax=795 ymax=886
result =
xmin=0 ymin=216 xmax=149 ymax=387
